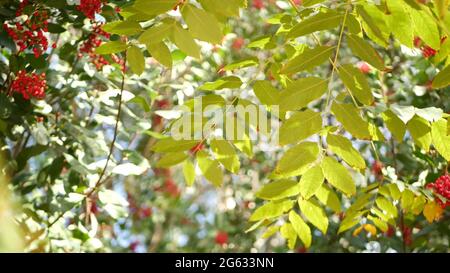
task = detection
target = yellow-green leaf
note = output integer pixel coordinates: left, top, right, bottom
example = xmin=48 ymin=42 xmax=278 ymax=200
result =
xmin=253 ymin=80 xmax=280 ymax=105
xmin=407 ymin=115 xmax=431 ymax=152
xmin=127 ymin=46 xmax=145 ymax=75
xmin=199 ymin=76 xmax=243 ymax=91
xmin=279 ymin=77 xmax=328 ymax=112
xmin=102 ymin=20 xmax=143 ymax=35
xmin=331 ymin=102 xmax=371 ymax=140
xmin=280 ymin=46 xmax=334 ymax=75
xmin=146 ymin=41 xmax=173 ymax=68
xmin=321 ymin=157 xmax=356 ymax=196
xmin=249 ymin=200 xmax=294 ymax=222
xmin=172 ymin=23 xmax=200 ymax=58
xmin=95 ymin=41 xmax=128 ymax=55
xmin=298 ymin=198 xmax=328 ymax=234
xmin=139 ymin=20 xmax=174 ymax=44
xmin=197 ymin=150 xmax=223 ymax=187
xmin=315 ymin=184 xmax=341 ymax=213
xmin=431 ymin=119 xmax=450 ymax=161
xmin=299 ymin=165 xmax=324 ymax=199
xmin=210 ymin=139 xmax=240 ymax=173
xmin=256 ymin=179 xmax=300 ymax=201
xmin=279 ymin=109 xmax=322 ymax=145
xmin=289 ymin=211 xmax=312 ymax=248
xmin=327 ymin=134 xmax=366 ymax=170
xmin=280 ymin=223 xmax=297 ymax=250
xmin=152 ymin=138 xmax=199 ymax=152
xmin=156 ymin=152 xmax=188 ymax=168
xmin=273 ymin=142 xmax=319 ymax=178
xmin=432 ymin=65 xmax=450 ymax=89
xmin=347 ymin=34 xmax=385 ymax=70
xmin=181 ymin=4 xmax=222 ymax=44
xmin=134 ymin=0 xmax=178 ymax=15
xmin=288 ymin=11 xmax=343 ymax=39
xmin=183 ymin=159 xmax=196 ymax=186
xmin=382 ymin=110 xmax=406 ymax=142
xmin=338 ymin=64 xmax=374 ymax=106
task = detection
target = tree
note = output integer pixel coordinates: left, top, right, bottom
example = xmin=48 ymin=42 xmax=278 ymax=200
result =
xmin=0 ymin=0 xmax=449 ymax=253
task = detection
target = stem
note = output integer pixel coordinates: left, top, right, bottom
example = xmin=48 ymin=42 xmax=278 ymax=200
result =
xmin=85 ymin=56 xmax=127 ymax=198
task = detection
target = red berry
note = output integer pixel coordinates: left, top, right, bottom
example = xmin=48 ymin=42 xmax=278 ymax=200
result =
xmin=232 ymin=37 xmax=245 ymax=51
xmin=77 ymin=0 xmax=105 ymax=19
xmin=252 ymin=0 xmax=265 ymax=10
xmin=427 ymin=174 xmax=450 ymax=208
xmin=358 ymin=62 xmax=371 ymax=74
xmin=371 ymin=161 xmax=383 ymax=176
xmin=11 ymin=70 xmax=47 ymax=100
xmin=385 ymin=225 xmax=395 ymax=237
xmin=215 ymin=231 xmax=228 ymax=245
xmin=139 ymin=207 xmax=152 ymax=219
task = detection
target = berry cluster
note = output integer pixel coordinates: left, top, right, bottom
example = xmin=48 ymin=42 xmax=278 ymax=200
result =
xmin=78 ymin=23 xmax=110 ymax=70
xmin=3 ymin=0 xmax=50 ymax=58
xmin=427 ymin=174 xmax=450 ymax=208
xmin=77 ymin=0 xmax=105 ymax=20
xmin=11 ymin=70 xmax=47 ymax=100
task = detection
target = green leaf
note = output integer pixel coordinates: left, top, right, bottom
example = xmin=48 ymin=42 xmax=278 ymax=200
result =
xmin=249 ymin=200 xmax=294 ymax=222
xmin=127 ymin=46 xmax=145 ymax=75
xmin=382 ymin=110 xmax=406 ymax=142
xmin=289 ymin=211 xmax=312 ymax=248
xmin=432 ymin=65 xmax=450 ymax=89
xmin=273 ymin=142 xmax=319 ymax=178
xmin=327 ymin=134 xmax=366 ymax=170
xmin=321 ymin=157 xmax=356 ymax=196
xmin=431 ymin=119 xmax=450 ymax=161
xmin=253 ymin=80 xmax=280 ymax=105
xmin=152 ymin=138 xmax=199 ymax=152
xmin=407 ymin=115 xmax=431 ymax=151
xmin=129 ymin=95 xmax=150 ymax=112
xmin=199 ymin=0 xmax=244 ymax=18
xmin=139 ymin=20 xmax=174 ymax=44
xmin=183 ymin=159 xmax=196 ymax=186
xmin=331 ymin=102 xmax=371 ymax=140
xmin=279 ymin=109 xmax=322 ymax=146
xmin=356 ymin=5 xmax=389 ymax=47
xmin=386 ymin=0 xmax=414 ymax=47
xmin=156 ymin=152 xmax=188 ymax=168
xmin=375 ymin=197 xmax=398 ymax=219
xmin=280 ymin=223 xmax=297 ymax=250
xmin=338 ymin=64 xmax=374 ymax=106
xmin=347 ymin=34 xmax=385 ymax=70
xmin=299 ymin=165 xmax=324 ymax=199
xmin=280 ymin=46 xmax=334 ymax=74
xmin=256 ymin=179 xmax=300 ymax=200
xmin=315 ymin=184 xmax=341 ymax=213
xmin=198 ymin=76 xmax=243 ymax=91
xmin=299 ymin=198 xmax=328 ymax=234
xmin=247 ymin=36 xmax=273 ymax=49
xmin=197 ymin=150 xmax=223 ymax=187
xmin=410 ymin=8 xmax=441 ymax=49
xmin=223 ymin=57 xmax=259 ymax=71
xmin=210 ymin=139 xmax=240 ymax=173
xmin=181 ymin=4 xmax=222 ymax=44
xmin=288 ymin=11 xmax=343 ymax=39
xmin=95 ymin=41 xmax=128 ymax=55
xmin=338 ymin=211 xmax=364 ymax=234
xmin=47 ymin=23 xmax=66 ymax=33
xmin=279 ymin=77 xmax=328 ymax=112
xmin=171 ymin=23 xmax=200 ymax=58
xmin=102 ymin=21 xmax=143 ymax=35
xmin=0 ymin=93 xmax=12 ymax=119
xmin=134 ymin=0 xmax=178 ymax=15
xmin=147 ymin=42 xmax=173 ymax=68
